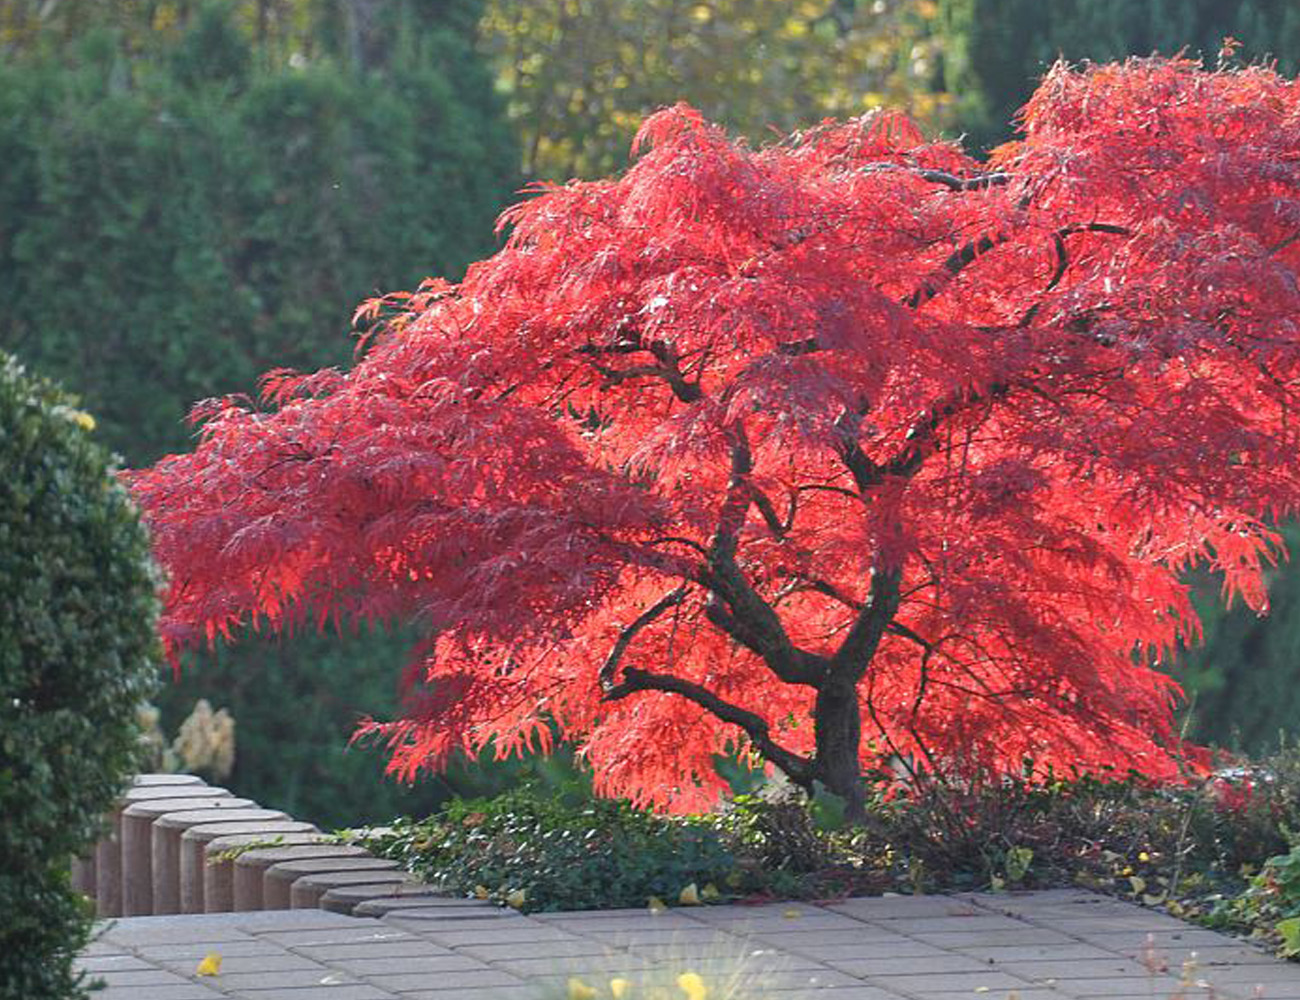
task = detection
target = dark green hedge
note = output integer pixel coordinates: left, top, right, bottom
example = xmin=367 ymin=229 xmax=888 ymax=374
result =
xmin=0 ymin=355 xmax=159 ymax=1000
xmin=0 ymin=2 xmax=518 ymax=466
xmin=0 ymin=2 xmax=522 ymax=830
xmin=938 ymin=0 xmax=1300 ymax=150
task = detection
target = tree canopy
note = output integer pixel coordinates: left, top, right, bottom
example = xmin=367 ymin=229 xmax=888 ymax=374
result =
xmin=131 ymin=59 xmax=1300 ymax=815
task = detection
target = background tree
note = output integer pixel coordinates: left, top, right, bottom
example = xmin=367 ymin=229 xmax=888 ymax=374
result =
xmin=481 ymin=0 xmax=950 ymax=179
xmin=131 ymin=59 xmax=1300 ymax=817
xmin=0 ymin=0 xmax=519 ymax=826
xmin=937 ymin=0 xmax=1300 ymax=150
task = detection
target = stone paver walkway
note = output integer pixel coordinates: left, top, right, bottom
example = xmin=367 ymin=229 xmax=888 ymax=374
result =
xmin=80 ymin=889 xmax=1300 ymax=1000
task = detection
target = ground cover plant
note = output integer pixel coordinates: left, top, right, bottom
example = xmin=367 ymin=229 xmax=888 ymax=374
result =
xmin=130 ymin=55 xmax=1300 ymax=827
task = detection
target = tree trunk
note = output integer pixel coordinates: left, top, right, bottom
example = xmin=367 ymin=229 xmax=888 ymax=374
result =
xmin=814 ymin=679 xmax=867 ymax=823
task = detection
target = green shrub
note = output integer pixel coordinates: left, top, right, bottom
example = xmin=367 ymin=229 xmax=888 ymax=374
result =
xmin=0 ymin=355 xmax=159 ymax=1000
xmin=358 ymin=784 xmax=737 ymax=912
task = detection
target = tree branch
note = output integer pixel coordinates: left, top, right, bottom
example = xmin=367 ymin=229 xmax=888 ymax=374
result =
xmin=831 ymin=565 xmax=903 ymax=680
xmin=862 ymin=163 xmax=1012 ymax=191
xmin=701 ymin=429 xmax=828 ymax=685
xmin=602 ymin=664 xmax=816 ymax=788
xmin=596 ymin=587 xmax=688 ymax=693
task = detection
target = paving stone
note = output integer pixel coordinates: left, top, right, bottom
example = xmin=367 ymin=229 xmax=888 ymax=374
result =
xmin=402 ymin=923 xmax=582 ymax=946
xmin=97 ymin=986 xmax=225 ymax=1000
xmin=700 ymin=913 xmax=871 ymax=933
xmin=157 ymin=952 xmax=326 ymax=974
xmin=80 ymin=939 xmax=132 ymax=956
xmin=907 ymin=991 xmax=1073 ymax=1000
xmin=826 ymin=954 xmax=1000 ymax=978
xmin=825 ymin=897 xmax=985 ymax=919
xmin=397 ymin=988 xmax=536 ymax=1000
xmin=206 ymin=968 xmax=364 ymax=989
xmin=863 ymin=969 xmax=1036 ymax=993
xmin=1156 ymin=943 xmax=1280 ymax=965
xmin=1046 ymin=974 xmax=1196 ymax=997
xmin=1195 ymin=962 xmax=1300 ymax=984
xmin=296 ymin=940 xmax=456 ymax=961
xmin=1082 ymin=926 xmax=1245 ymax=951
xmin=366 ymin=968 xmax=526 ymax=992
xmin=258 ymin=926 xmax=419 ymax=947
xmin=762 ymin=988 xmax=909 ymax=1000
xmin=537 ymin=913 xmax=705 ymax=932
xmin=224 ymin=987 xmax=397 ymax=1000
xmin=95 ymin=968 xmax=198 ymax=986
xmin=231 ymin=909 xmax=364 ymax=930
xmin=490 ymin=952 xmax=659 ymax=976
xmin=352 ymin=895 xmax=493 ymax=918
xmin=75 ymin=954 xmax=155 ymax=972
xmin=987 ymin=955 xmax=1164 ymax=980
xmin=1038 ymin=914 xmax=1196 ymax=935
xmin=97 ymin=921 xmax=255 ymax=946
xmin=865 ymin=914 xmax=1032 ymax=934
xmin=774 ymin=940 xmax=953 ymax=964
xmin=135 ymin=939 xmax=288 ymax=960
xmin=952 ymin=942 xmax=1117 ymax=962
xmin=382 ymin=911 xmax=532 ymax=930
xmin=329 ymin=953 xmax=495 ymax=975
xmin=459 ymin=938 xmax=621 ymax=961
xmin=750 ymin=927 xmax=922 ymax=948
xmin=745 ymin=968 xmax=879 ymax=990
xmin=903 ymin=927 xmax=1083 ymax=948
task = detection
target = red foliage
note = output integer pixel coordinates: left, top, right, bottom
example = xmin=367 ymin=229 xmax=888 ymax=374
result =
xmin=130 ymin=59 xmax=1300 ymax=812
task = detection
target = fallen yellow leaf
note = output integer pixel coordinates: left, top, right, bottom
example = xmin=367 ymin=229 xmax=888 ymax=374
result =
xmin=610 ymin=977 xmax=631 ymax=998
xmin=700 ymin=883 xmax=720 ymax=901
xmin=677 ymin=971 xmax=708 ymax=1000
xmin=473 ymin=884 xmax=489 ymax=899
xmin=678 ymin=883 xmax=700 ymax=905
xmin=568 ymin=976 xmax=598 ymax=1000
xmin=195 ymin=952 xmax=222 ymax=977
xmin=506 ymin=888 xmax=526 ymax=909
xmin=647 ymin=895 xmax=667 ymax=913
xmin=782 ymin=908 xmax=801 ymax=919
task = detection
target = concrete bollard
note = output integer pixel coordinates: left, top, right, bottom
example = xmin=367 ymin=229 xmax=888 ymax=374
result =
xmin=320 ymin=881 xmax=441 ymax=916
xmin=178 ymin=819 xmax=316 ymax=913
xmin=71 ymin=854 xmax=96 ymax=898
xmin=96 ymin=777 xmax=213 ymax=917
xmin=290 ymin=868 xmax=411 ymax=910
xmin=233 ymin=843 xmax=367 ymax=911
xmin=264 ymin=856 xmax=400 ymax=911
xmin=120 ymin=795 xmax=251 ymax=915
xmin=152 ymin=805 xmax=282 ymax=915
xmin=204 ymin=831 xmax=335 ymax=912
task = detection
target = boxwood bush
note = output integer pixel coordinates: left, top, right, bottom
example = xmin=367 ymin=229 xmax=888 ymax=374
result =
xmin=0 ymin=355 xmax=159 ymax=1000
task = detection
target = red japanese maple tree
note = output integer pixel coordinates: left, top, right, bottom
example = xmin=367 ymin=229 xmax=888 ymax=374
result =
xmin=130 ymin=58 xmax=1300 ymax=816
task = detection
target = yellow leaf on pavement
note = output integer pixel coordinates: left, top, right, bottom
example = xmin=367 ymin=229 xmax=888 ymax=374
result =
xmin=677 ymin=971 xmax=708 ymax=1000
xmin=195 ymin=952 xmax=222 ymax=976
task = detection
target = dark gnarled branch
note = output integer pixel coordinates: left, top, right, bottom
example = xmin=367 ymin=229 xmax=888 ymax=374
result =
xmin=596 ymin=587 xmax=687 ymax=694
xmin=602 ymin=664 xmax=815 ymax=788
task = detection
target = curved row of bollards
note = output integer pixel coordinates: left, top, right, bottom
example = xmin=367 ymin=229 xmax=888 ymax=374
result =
xmin=71 ymin=774 xmax=442 ymax=919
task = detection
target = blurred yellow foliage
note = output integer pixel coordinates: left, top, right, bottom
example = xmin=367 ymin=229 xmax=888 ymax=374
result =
xmin=480 ymin=0 xmax=952 ymax=179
